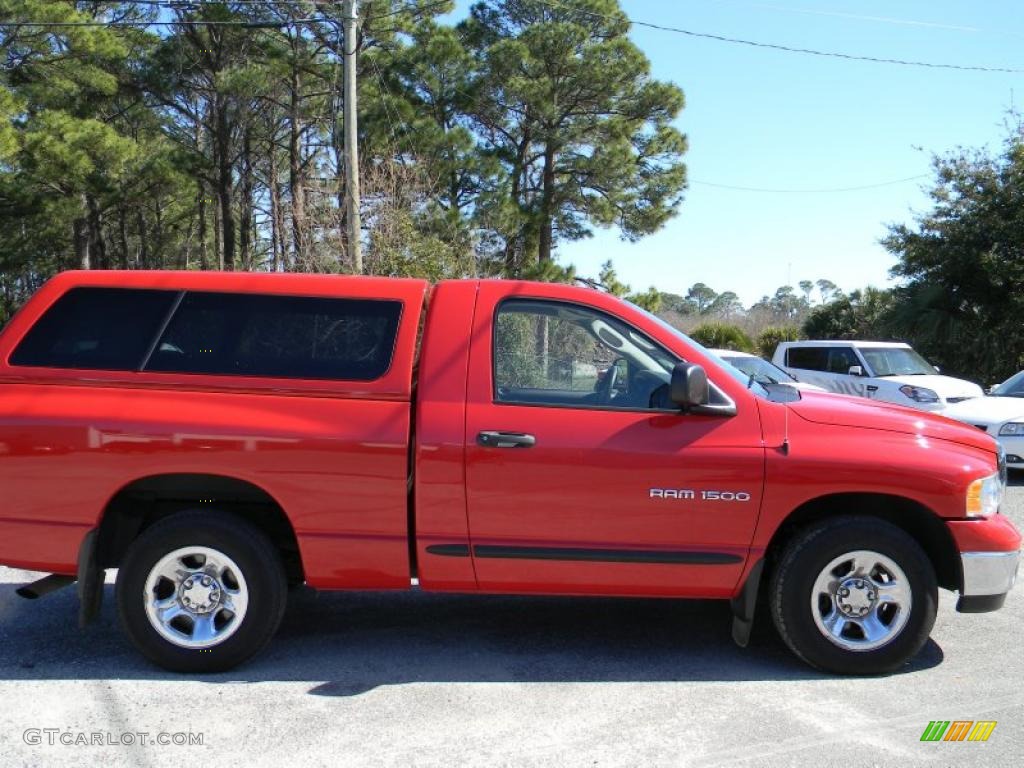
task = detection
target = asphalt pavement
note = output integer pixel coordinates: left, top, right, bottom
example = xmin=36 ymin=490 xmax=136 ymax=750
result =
xmin=1 ymin=477 xmax=1022 ymax=767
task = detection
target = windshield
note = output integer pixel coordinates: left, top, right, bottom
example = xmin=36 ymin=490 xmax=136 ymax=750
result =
xmin=859 ymin=347 xmax=935 ymax=377
xmin=720 ymin=355 xmax=798 ymax=385
xmin=627 ymin=302 xmax=771 ymax=399
xmin=993 ymin=371 xmax=1024 ymax=397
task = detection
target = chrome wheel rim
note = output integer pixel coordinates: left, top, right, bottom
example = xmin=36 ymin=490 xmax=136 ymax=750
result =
xmin=811 ymin=550 xmax=912 ymax=652
xmin=143 ymin=546 xmax=249 ymax=649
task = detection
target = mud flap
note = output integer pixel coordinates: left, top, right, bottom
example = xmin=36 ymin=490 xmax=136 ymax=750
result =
xmin=730 ymin=558 xmax=764 ymax=648
xmin=77 ymin=529 xmax=105 ymax=627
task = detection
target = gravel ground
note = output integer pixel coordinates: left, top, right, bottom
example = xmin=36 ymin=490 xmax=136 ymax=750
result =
xmin=1 ymin=477 xmax=1022 ymax=768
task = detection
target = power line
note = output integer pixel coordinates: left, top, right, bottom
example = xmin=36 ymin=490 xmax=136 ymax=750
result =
xmin=121 ymin=0 xmax=449 ymax=10
xmin=1 ymin=1 xmax=451 ymax=29
xmin=706 ymin=0 xmax=986 ymax=34
xmin=372 ymin=0 xmax=454 ymax=18
xmin=534 ymin=0 xmax=1024 ymax=74
xmin=112 ymin=1 xmax=338 ymax=5
xmin=690 ymin=174 xmax=929 ymax=193
xmin=2 ymin=19 xmax=321 ymax=28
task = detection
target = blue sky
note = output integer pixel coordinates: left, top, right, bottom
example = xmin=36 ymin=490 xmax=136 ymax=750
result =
xmin=450 ymin=0 xmax=1023 ymax=304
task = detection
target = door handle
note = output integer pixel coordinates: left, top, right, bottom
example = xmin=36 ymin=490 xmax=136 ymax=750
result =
xmin=477 ymin=431 xmax=536 ymax=449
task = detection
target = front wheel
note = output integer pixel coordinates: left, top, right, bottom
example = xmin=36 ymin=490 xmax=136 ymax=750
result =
xmin=769 ymin=516 xmax=937 ymax=675
xmin=116 ymin=511 xmax=288 ymax=673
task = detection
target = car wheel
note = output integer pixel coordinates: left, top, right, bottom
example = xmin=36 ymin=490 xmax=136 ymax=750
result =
xmin=116 ymin=510 xmax=287 ymax=673
xmin=769 ymin=516 xmax=937 ymax=675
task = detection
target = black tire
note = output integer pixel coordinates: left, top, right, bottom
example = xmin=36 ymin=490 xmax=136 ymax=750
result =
xmin=116 ymin=510 xmax=288 ymax=673
xmin=769 ymin=516 xmax=937 ymax=675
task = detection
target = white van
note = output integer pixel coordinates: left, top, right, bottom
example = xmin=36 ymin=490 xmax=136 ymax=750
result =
xmin=772 ymin=340 xmax=983 ymax=412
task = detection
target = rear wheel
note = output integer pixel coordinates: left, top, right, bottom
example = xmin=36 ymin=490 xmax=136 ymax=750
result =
xmin=770 ymin=516 xmax=937 ymax=675
xmin=116 ymin=511 xmax=287 ymax=673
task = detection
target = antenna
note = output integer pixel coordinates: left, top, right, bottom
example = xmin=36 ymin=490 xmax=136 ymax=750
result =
xmin=573 ymin=276 xmax=610 ymax=292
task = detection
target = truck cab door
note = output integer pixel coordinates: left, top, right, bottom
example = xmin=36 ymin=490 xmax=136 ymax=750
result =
xmin=461 ymin=284 xmax=766 ymax=598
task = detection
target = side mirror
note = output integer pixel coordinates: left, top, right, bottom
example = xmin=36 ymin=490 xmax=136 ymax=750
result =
xmin=670 ymin=362 xmax=709 ymax=410
xmin=847 ymin=365 xmax=864 ymax=377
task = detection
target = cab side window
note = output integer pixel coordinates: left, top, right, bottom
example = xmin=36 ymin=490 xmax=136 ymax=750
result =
xmin=826 ymin=347 xmax=860 ymax=374
xmin=493 ymin=300 xmax=675 ymax=410
xmin=786 ymin=346 xmax=828 ymax=371
xmin=787 ymin=346 xmax=860 ymax=375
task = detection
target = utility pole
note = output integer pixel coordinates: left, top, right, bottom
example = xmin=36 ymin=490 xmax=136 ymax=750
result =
xmin=342 ymin=0 xmax=362 ymax=273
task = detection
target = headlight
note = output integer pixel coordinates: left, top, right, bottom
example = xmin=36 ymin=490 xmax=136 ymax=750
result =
xmin=999 ymin=422 xmax=1024 ymax=436
xmin=966 ymin=472 xmax=1003 ymax=518
xmin=899 ymin=384 xmax=940 ymax=403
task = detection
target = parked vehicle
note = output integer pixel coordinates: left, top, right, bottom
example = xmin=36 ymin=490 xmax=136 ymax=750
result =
xmin=0 ymin=272 xmax=1019 ymax=675
xmin=945 ymin=372 xmax=1024 ymax=469
xmin=989 ymin=371 xmax=1024 ymax=398
xmin=773 ymin=340 xmax=983 ymax=412
xmin=708 ymin=349 xmax=826 ymax=393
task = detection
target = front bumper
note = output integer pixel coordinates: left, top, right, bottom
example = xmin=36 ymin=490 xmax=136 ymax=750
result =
xmin=995 ymin=434 xmax=1024 ymax=467
xmin=957 ymin=550 xmax=1020 ymax=612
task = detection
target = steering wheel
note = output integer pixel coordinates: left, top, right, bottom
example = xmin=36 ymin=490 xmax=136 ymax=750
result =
xmin=597 ymin=359 xmax=622 ymax=405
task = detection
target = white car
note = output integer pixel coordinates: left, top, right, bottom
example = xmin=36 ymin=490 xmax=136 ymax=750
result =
xmin=945 ymin=371 xmax=1024 ymax=468
xmin=772 ymin=340 xmax=983 ymax=412
xmin=708 ymin=349 xmax=826 ymax=392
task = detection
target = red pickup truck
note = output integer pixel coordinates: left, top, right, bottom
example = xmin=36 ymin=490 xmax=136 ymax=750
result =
xmin=0 ymin=271 xmax=1019 ymax=674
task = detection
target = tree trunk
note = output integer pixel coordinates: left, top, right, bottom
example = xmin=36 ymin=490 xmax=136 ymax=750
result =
xmin=74 ymin=200 xmax=90 ymax=270
xmin=153 ymin=198 xmax=165 ymax=269
xmin=239 ymin=125 xmax=253 ymax=271
xmin=87 ymin=194 xmax=107 ymax=270
xmin=331 ymin=84 xmax=347 ymax=261
xmin=196 ymin=179 xmax=208 ymax=270
xmin=118 ymin=205 xmax=130 ymax=269
xmin=269 ymin=142 xmax=283 ymax=272
xmin=136 ymin=209 xmax=149 ymax=269
xmin=289 ymin=66 xmax=307 ymax=269
xmin=538 ymin=142 xmax=556 ymax=264
xmin=214 ymin=92 xmax=235 ymax=270
xmin=213 ymin=195 xmax=222 ymax=270
xmin=503 ymin=132 xmax=532 ymax=275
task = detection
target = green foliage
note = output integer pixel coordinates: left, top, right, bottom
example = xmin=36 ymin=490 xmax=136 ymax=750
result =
xmin=686 ymin=282 xmax=717 ymax=313
xmin=0 ymin=87 xmax=20 ymax=163
xmin=462 ymin=0 xmax=687 ymax=268
xmin=815 ymin=279 xmax=838 ymax=304
xmin=689 ymin=323 xmax=754 ymax=353
xmin=658 ymin=291 xmax=697 ymax=316
xmin=2 ymin=1 xmax=1014 ymax=391
xmin=756 ymin=326 xmax=802 ymax=360
xmin=883 ymin=121 xmax=1024 ymax=381
xmin=0 ymin=0 xmax=687 ymax=297
xmin=21 ymin=112 xmax=139 ymax=186
xmin=366 ymin=206 xmax=475 ymax=281
xmin=627 ymin=287 xmax=662 ymax=313
xmin=801 ymin=287 xmax=894 ymax=341
xmin=707 ymin=290 xmax=741 ymax=319
xmin=592 ymin=260 xmax=660 ymax=310
xmin=597 ymin=260 xmax=630 ymax=297
xmin=519 ymin=258 xmax=577 ymax=284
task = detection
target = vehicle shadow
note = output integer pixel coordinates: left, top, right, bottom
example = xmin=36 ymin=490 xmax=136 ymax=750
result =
xmin=0 ymin=579 xmax=944 ymax=695
xmin=1007 ymin=469 xmax=1024 ymax=487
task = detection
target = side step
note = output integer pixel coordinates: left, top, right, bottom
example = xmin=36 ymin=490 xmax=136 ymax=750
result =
xmin=15 ymin=574 xmax=76 ymax=600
